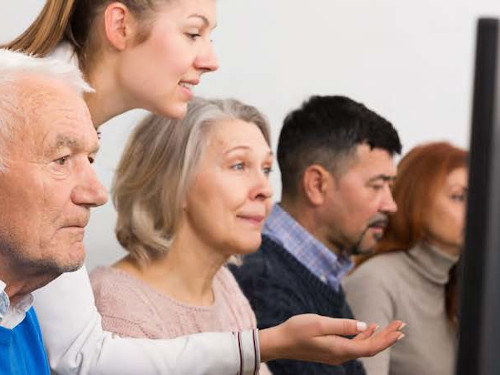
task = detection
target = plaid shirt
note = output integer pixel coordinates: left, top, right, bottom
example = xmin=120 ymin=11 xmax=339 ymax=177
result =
xmin=263 ymin=204 xmax=352 ymax=292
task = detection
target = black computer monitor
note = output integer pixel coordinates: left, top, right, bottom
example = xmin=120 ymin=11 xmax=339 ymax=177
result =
xmin=456 ymin=17 xmax=500 ymax=375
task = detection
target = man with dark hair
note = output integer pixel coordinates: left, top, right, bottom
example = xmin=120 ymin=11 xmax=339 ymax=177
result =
xmin=231 ymin=95 xmax=403 ymax=375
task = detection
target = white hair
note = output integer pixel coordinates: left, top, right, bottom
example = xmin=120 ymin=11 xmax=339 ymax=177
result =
xmin=0 ymin=48 xmax=92 ymax=93
xmin=0 ymin=49 xmax=93 ymax=170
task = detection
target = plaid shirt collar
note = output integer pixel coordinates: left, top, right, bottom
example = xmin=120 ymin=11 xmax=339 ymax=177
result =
xmin=263 ymin=204 xmax=352 ymax=292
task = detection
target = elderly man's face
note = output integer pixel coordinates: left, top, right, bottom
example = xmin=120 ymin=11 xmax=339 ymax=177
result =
xmin=0 ymin=77 xmax=107 ymax=282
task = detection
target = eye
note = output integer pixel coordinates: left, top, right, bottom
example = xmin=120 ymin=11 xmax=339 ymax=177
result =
xmin=231 ymin=162 xmax=245 ymax=171
xmin=55 ymin=155 xmax=69 ymax=166
xmin=186 ymin=33 xmax=201 ymax=41
xmin=263 ymin=166 xmax=273 ymax=176
xmin=451 ymin=193 xmax=466 ymax=202
xmin=88 ymin=156 xmax=95 ymax=164
xmin=371 ymin=184 xmax=384 ymax=191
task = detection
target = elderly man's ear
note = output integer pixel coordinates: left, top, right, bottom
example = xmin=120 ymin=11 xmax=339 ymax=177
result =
xmin=301 ymin=164 xmax=333 ymax=206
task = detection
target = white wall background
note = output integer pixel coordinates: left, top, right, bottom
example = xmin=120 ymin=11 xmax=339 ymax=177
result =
xmin=1 ymin=1 xmax=498 ymax=270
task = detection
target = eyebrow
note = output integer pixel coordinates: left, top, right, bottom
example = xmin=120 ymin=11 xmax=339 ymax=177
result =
xmin=450 ymin=184 xmax=468 ymax=191
xmin=367 ymin=174 xmax=396 ymax=183
xmin=53 ymin=135 xmax=79 ymax=150
xmin=49 ymin=134 xmax=99 ymax=155
xmin=224 ymin=145 xmax=273 ymax=157
xmin=188 ymin=14 xmax=217 ymax=29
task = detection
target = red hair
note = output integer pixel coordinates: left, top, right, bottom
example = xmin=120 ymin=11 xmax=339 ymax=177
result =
xmin=356 ymin=141 xmax=468 ymax=326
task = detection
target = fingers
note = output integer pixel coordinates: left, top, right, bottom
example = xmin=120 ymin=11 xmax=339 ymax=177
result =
xmin=315 ymin=317 xmax=370 ymax=337
xmin=358 ymin=320 xmax=406 ymax=357
xmin=333 ymin=320 xmax=405 ymax=361
xmin=353 ymin=323 xmax=378 ymax=341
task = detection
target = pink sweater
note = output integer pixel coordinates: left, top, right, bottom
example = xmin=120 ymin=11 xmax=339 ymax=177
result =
xmin=91 ymin=266 xmax=258 ymax=338
xmin=90 ymin=266 xmax=272 ymax=374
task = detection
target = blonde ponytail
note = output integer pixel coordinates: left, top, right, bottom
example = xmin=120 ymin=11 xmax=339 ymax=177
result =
xmin=3 ymin=0 xmax=76 ymax=57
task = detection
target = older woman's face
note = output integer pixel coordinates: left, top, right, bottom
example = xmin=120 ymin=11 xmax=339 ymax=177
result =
xmin=424 ymin=167 xmax=468 ymax=256
xmin=182 ymin=119 xmax=273 ymax=257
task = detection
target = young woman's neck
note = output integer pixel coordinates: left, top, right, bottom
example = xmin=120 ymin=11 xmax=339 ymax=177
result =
xmin=84 ymin=58 xmax=134 ymax=128
xmin=115 ymin=233 xmax=228 ymax=306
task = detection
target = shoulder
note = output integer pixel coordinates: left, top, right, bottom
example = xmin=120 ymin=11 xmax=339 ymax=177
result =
xmin=345 ymin=251 xmax=409 ymax=287
xmin=90 ymin=266 xmax=135 ymax=300
xmin=90 ymin=266 xmax=156 ymax=309
xmin=90 ymin=267 xmax=151 ymax=321
xmin=90 ymin=266 xmax=162 ymax=338
xmin=343 ymin=252 xmax=410 ymax=310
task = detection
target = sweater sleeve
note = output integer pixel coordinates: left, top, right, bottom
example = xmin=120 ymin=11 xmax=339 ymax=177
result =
xmin=343 ymin=262 xmax=395 ymax=375
xmin=32 ymin=266 xmax=260 ymax=375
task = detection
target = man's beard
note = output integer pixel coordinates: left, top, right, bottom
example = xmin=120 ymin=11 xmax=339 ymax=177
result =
xmin=345 ymin=213 xmax=389 ymax=256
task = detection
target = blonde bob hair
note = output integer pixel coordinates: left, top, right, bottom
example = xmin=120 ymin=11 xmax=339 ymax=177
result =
xmin=113 ymin=97 xmax=271 ymax=262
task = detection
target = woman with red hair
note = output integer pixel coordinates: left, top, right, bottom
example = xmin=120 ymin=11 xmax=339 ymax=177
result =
xmin=344 ymin=141 xmax=468 ymax=375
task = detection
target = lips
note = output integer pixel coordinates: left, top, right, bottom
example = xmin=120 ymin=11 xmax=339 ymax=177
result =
xmin=368 ymin=221 xmax=387 ymax=230
xmin=179 ymin=82 xmax=195 ymax=90
xmin=237 ymin=214 xmax=265 ymax=225
xmin=367 ymin=213 xmax=389 ymax=230
xmin=62 ymin=216 xmax=89 ymax=229
xmin=178 ymin=82 xmax=195 ymax=100
xmin=179 ymin=79 xmax=199 ymax=91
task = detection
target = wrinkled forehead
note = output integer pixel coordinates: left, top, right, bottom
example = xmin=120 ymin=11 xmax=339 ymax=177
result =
xmin=4 ymin=74 xmax=95 ymax=154
xmin=17 ymin=74 xmax=88 ymax=120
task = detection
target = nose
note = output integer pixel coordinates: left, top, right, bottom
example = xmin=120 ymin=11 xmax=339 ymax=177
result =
xmin=251 ymin=171 xmax=273 ymax=201
xmin=382 ymin=187 xmax=397 ymax=214
xmin=72 ymin=164 xmax=108 ymax=208
xmin=195 ymin=40 xmax=219 ymax=73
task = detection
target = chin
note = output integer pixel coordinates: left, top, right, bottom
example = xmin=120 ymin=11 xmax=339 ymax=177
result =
xmin=355 ymin=240 xmax=378 ymax=255
xmin=232 ymin=237 xmax=263 ymax=255
xmin=56 ymin=245 xmax=86 ymax=273
xmin=159 ymin=102 xmax=188 ymax=120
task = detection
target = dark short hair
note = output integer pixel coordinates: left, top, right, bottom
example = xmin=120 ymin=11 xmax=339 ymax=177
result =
xmin=277 ymin=95 xmax=402 ymax=198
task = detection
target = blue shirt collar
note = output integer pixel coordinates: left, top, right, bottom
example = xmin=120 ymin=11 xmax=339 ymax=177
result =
xmin=263 ymin=203 xmax=352 ymax=291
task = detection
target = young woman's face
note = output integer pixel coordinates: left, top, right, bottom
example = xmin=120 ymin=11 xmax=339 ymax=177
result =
xmin=182 ymin=119 xmax=273 ymax=257
xmin=118 ymin=0 xmax=218 ymax=118
xmin=424 ymin=167 xmax=468 ymax=256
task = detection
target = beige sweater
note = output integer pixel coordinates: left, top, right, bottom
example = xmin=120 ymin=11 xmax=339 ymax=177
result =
xmin=90 ymin=265 xmax=271 ymax=374
xmin=343 ymin=243 xmax=459 ymax=375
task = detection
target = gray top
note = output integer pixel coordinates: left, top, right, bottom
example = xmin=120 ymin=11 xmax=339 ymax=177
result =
xmin=343 ymin=242 xmax=459 ymax=375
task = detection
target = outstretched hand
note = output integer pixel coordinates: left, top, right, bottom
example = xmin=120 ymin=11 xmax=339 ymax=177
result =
xmin=259 ymin=314 xmax=405 ymax=365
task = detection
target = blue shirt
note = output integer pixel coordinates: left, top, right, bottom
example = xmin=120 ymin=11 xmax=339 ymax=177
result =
xmin=263 ymin=204 xmax=352 ymax=291
xmin=0 ymin=307 xmax=50 ymax=375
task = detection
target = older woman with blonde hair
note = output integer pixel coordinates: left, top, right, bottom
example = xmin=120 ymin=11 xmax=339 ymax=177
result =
xmin=344 ymin=141 xmax=468 ymax=375
xmin=90 ymin=97 xmax=273 ymax=372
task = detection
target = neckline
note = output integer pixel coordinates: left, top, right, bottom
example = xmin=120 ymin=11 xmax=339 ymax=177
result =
xmin=405 ymin=242 xmax=459 ymax=285
xmin=96 ymin=266 xmax=221 ymax=311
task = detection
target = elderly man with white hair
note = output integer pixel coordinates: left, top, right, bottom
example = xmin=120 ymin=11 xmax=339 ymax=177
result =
xmin=0 ymin=50 xmax=107 ymax=374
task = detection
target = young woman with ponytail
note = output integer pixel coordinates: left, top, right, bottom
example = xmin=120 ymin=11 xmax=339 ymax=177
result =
xmin=4 ymin=1 xmax=404 ymax=374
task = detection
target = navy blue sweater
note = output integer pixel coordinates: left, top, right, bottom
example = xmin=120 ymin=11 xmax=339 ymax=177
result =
xmin=231 ymin=235 xmax=365 ymax=375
